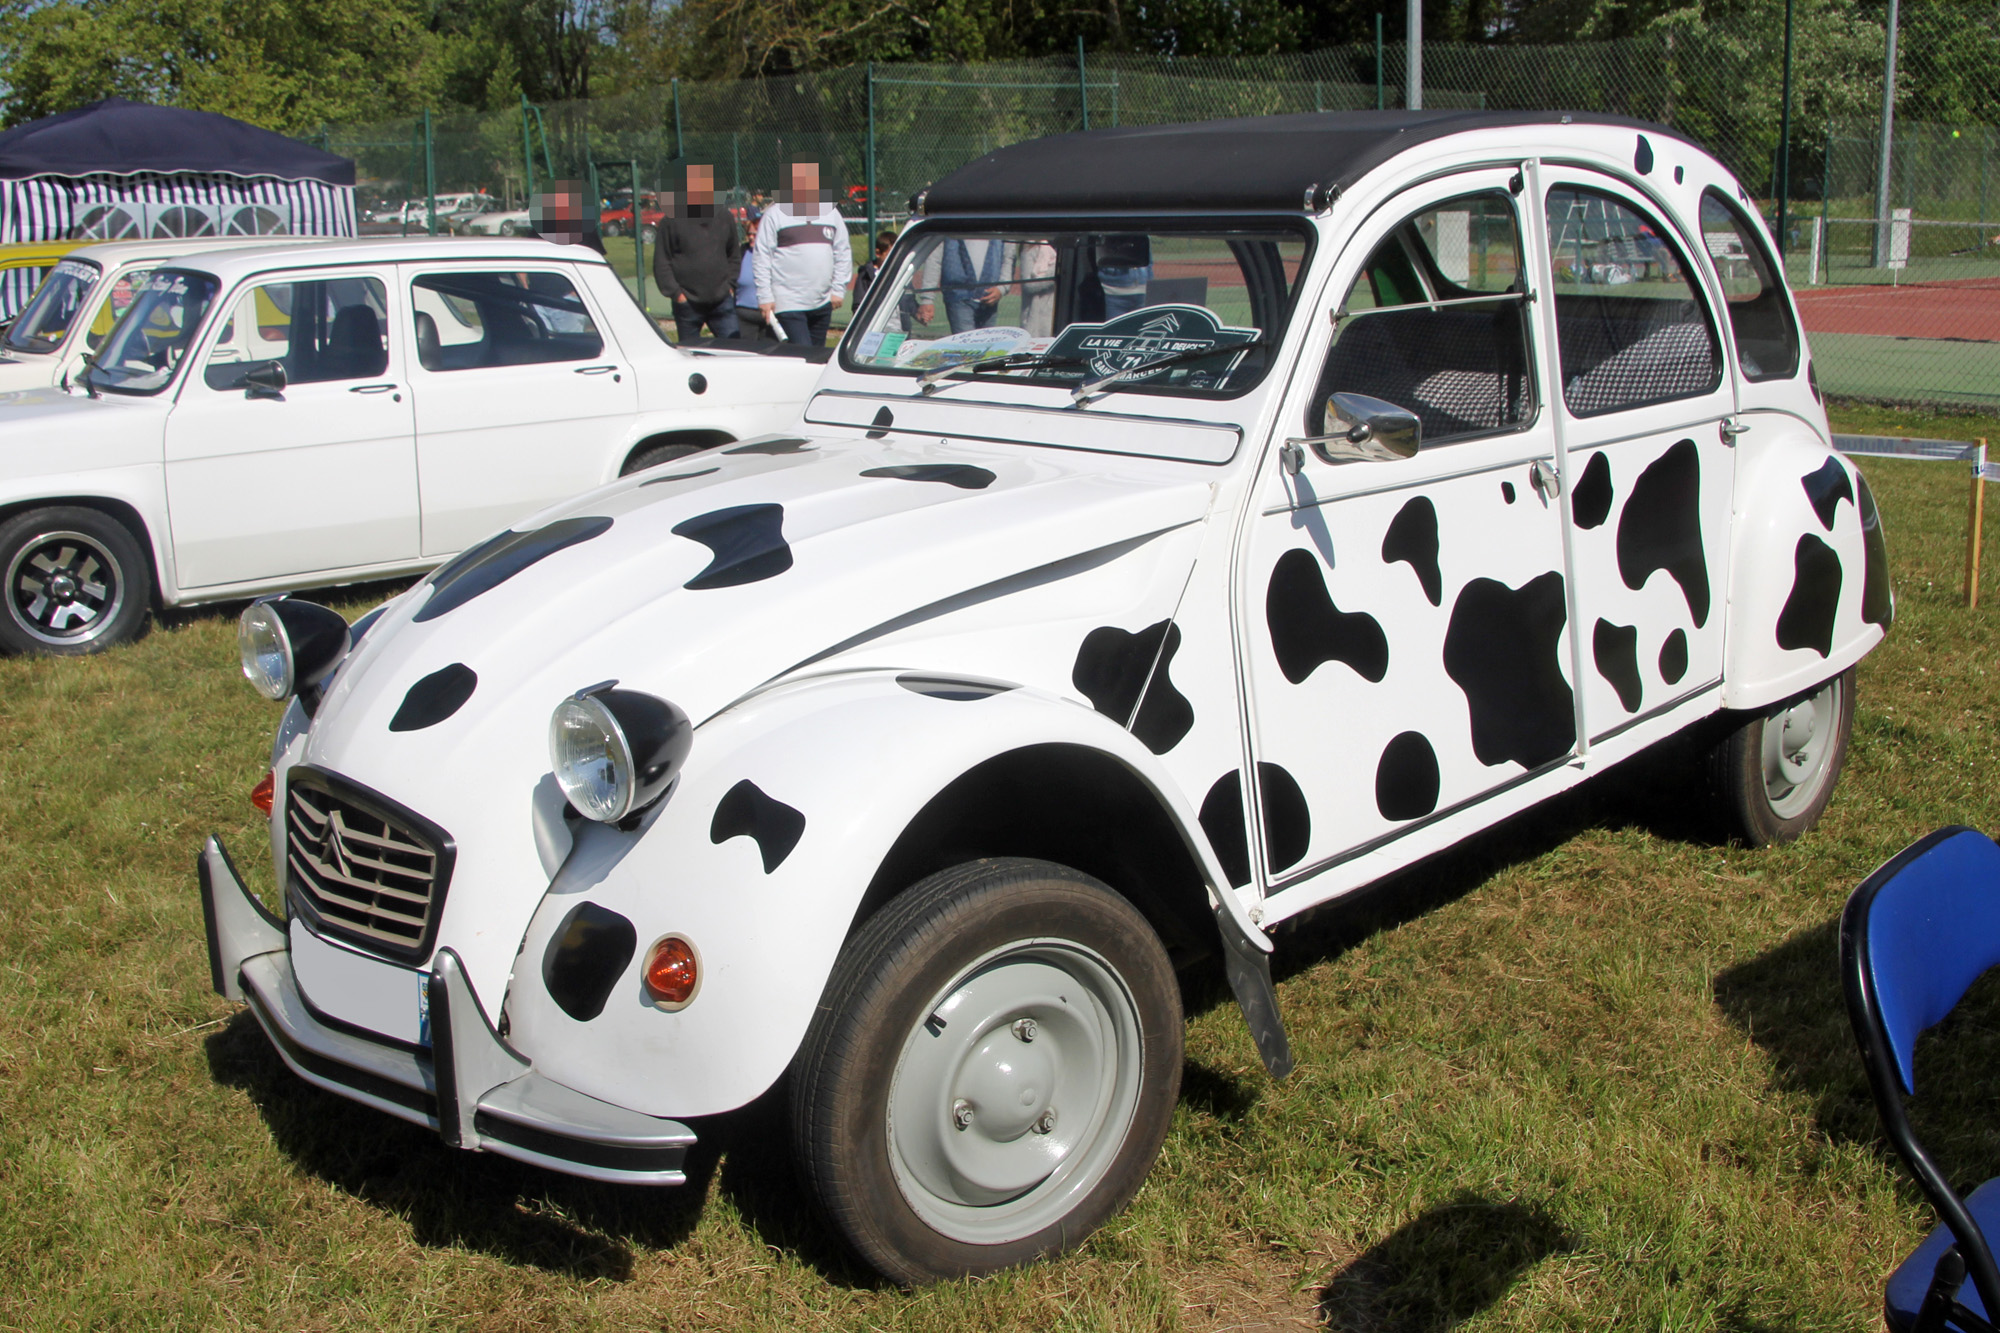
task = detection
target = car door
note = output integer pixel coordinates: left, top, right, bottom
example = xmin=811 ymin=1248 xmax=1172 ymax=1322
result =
xmin=1536 ymin=173 xmax=1736 ymax=742
xmin=403 ymin=263 xmax=641 ymax=557
xmin=163 ymin=268 xmax=419 ymax=590
xmin=1241 ymin=169 xmax=1575 ymax=892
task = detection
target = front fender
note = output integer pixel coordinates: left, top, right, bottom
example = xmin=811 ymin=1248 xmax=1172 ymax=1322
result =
xmin=502 ymin=668 xmax=1264 ymax=1118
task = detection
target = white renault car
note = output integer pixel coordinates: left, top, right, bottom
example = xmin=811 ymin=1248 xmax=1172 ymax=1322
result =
xmin=201 ymin=111 xmax=1888 ymax=1284
xmin=0 ymin=235 xmax=822 ymax=653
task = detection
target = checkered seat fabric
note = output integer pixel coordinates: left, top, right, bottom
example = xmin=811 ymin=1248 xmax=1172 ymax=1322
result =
xmin=1555 ymin=306 xmax=1720 ymax=416
xmin=1321 ymin=302 xmax=1531 ymax=443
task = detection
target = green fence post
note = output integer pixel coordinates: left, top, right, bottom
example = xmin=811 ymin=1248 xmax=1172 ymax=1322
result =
xmin=866 ymin=62 xmax=877 ymax=247
xmin=522 ymin=95 xmax=536 ymax=206
xmin=1981 ymin=128 xmax=1990 ymax=229
xmin=1078 ymin=37 xmax=1090 ymax=132
xmin=1820 ymin=124 xmax=1833 ymax=279
xmin=1775 ymin=0 xmax=1795 ymax=255
xmin=672 ymin=78 xmax=684 ymax=161
xmin=631 ymin=160 xmax=644 ymax=309
xmin=424 ymin=109 xmax=437 ymax=236
xmin=1375 ymin=15 xmax=1385 ymax=110
xmin=407 ymin=118 xmax=421 ymax=236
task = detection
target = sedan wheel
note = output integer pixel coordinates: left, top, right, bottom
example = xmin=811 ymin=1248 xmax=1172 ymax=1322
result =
xmin=0 ymin=506 xmax=150 ymax=655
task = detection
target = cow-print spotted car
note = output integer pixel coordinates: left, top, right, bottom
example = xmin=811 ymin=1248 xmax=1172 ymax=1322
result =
xmin=200 ymin=110 xmax=1888 ymax=1284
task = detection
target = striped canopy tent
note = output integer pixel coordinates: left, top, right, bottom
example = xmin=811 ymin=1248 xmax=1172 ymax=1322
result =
xmin=0 ymin=98 xmax=356 ymax=317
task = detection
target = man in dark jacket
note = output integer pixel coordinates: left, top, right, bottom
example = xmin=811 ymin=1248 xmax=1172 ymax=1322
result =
xmin=653 ymin=164 xmax=741 ymax=342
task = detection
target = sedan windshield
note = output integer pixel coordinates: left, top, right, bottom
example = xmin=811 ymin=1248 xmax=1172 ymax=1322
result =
xmin=84 ymin=268 xmax=221 ymax=395
xmin=841 ymin=224 xmax=1311 ymax=399
xmin=2 ymin=258 xmax=100 ymax=355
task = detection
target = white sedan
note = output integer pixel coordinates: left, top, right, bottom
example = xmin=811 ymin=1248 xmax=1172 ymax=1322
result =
xmin=0 ymin=235 xmax=822 ymax=653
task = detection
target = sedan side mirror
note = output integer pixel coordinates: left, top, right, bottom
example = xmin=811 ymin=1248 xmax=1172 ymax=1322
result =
xmin=1304 ymin=392 xmax=1421 ymax=465
xmin=242 ymin=360 xmax=287 ymax=400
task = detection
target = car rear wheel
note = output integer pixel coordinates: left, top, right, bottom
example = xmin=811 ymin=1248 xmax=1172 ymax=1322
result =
xmin=1708 ymin=667 xmax=1855 ymax=846
xmin=790 ymin=858 xmax=1182 ymax=1285
xmin=0 ymin=506 xmax=150 ymax=655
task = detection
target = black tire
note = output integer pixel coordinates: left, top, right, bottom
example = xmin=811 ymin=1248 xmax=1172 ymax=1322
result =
xmin=790 ymin=858 xmax=1183 ymax=1285
xmin=0 ymin=505 xmax=151 ymax=655
xmin=619 ymin=441 xmax=705 ymax=476
xmin=1707 ymin=667 xmax=1856 ymax=846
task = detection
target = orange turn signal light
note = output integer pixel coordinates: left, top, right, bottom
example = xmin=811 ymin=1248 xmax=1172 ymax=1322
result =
xmin=644 ymin=935 xmax=699 ymax=1010
xmin=250 ymin=770 xmax=275 ymax=815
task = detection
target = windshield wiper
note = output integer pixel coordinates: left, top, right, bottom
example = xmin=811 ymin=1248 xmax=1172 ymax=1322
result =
xmin=916 ymin=350 xmax=1085 ymax=393
xmin=1070 ymin=339 xmax=1265 ymax=405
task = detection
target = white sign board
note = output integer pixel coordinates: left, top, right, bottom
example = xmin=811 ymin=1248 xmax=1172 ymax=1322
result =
xmin=1888 ymin=207 xmax=1912 ymax=271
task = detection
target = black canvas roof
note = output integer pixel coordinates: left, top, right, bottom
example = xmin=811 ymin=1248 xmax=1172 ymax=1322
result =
xmin=0 ymin=98 xmax=354 ymax=185
xmin=920 ymin=109 xmax=1684 ymax=215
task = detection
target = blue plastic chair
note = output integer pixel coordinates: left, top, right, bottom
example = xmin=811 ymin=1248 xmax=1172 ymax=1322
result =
xmin=1843 ymin=826 xmax=2000 ymax=1333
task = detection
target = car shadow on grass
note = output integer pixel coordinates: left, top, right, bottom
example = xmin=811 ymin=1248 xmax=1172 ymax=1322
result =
xmin=1317 ymin=1194 xmax=1573 ymax=1331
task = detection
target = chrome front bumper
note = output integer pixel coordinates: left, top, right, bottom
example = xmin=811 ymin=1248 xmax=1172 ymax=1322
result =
xmin=198 ymin=835 xmax=695 ymax=1186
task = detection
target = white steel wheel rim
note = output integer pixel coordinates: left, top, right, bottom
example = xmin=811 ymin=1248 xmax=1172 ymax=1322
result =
xmin=7 ymin=528 xmax=125 ymax=647
xmin=1761 ymin=677 xmax=1842 ymax=819
xmin=886 ymin=938 xmax=1145 ymax=1246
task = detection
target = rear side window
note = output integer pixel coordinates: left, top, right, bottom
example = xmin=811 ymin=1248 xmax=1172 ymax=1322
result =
xmin=1544 ymin=187 xmax=1722 ymax=416
xmin=409 ymin=270 xmax=603 ymax=371
xmin=1699 ymin=190 xmax=1801 ymax=381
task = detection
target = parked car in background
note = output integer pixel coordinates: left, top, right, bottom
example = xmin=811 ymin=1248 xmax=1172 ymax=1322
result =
xmin=198 ymin=111 xmax=1887 ymax=1284
xmin=0 ymin=235 xmax=823 ymax=654
xmin=0 ymin=240 xmax=83 ymax=323
xmin=461 ymin=207 xmax=533 ymax=237
xmin=601 ymin=191 xmax=665 ymax=242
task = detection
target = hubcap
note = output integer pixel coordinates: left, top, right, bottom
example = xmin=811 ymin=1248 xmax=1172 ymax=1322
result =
xmin=7 ymin=530 xmax=124 ymax=646
xmin=1760 ymin=677 xmax=1842 ymax=819
xmin=887 ymin=940 xmax=1144 ymax=1245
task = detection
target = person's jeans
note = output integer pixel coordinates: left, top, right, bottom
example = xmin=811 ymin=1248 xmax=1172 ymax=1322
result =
xmin=944 ymin=296 xmax=999 ymax=334
xmin=674 ymin=297 xmax=739 ymax=342
xmin=1098 ymin=264 xmax=1153 ymax=319
xmin=776 ymin=303 xmax=833 ymax=347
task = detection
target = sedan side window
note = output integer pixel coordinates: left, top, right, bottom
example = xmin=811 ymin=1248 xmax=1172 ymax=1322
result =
xmin=1699 ymin=190 xmax=1801 ymax=382
xmin=203 ymin=277 xmax=390 ymax=389
xmin=1544 ymin=188 xmax=1722 ymax=415
xmin=1314 ymin=190 xmax=1535 ymax=446
xmin=408 ymin=270 xmax=603 ymax=371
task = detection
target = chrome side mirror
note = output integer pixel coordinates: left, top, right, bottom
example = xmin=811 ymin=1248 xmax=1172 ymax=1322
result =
xmin=1294 ymin=392 xmax=1421 ymax=466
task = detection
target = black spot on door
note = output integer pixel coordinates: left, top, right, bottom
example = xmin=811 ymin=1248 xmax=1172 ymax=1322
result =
xmin=709 ymin=779 xmax=807 ymax=873
xmin=1617 ymin=438 xmax=1710 ymax=627
xmin=1073 ymin=619 xmax=1171 ymax=723
xmin=1199 ymin=770 xmax=1252 ymax=889
xmin=639 ymin=466 xmax=719 ymax=487
xmin=389 ymin=663 xmax=478 ymax=732
xmin=541 ymin=901 xmax=637 ymax=1023
xmin=1635 ymin=134 xmax=1655 ymax=175
xmin=1776 ymin=533 xmax=1843 ymax=657
xmin=1267 ymin=548 xmax=1389 ymax=685
xmin=1259 ymin=762 xmax=1311 ymax=876
xmin=1131 ymin=624 xmax=1194 ymax=754
xmin=1375 ymin=732 xmax=1440 ymax=821
xmin=1501 ymin=481 xmax=1517 ymax=504
xmin=1801 ymin=457 xmax=1855 ymax=531
xmin=1857 ymin=473 xmax=1894 ymax=627
xmin=723 ymin=436 xmax=812 ymax=455
xmin=866 ymin=405 xmax=894 ymax=439
xmin=1443 ymin=572 xmax=1576 ymax=769
xmin=1659 ymin=628 xmax=1689 ymax=684
xmin=1572 ymin=452 xmax=1614 ymax=530
xmin=417 ymin=516 xmax=613 ymax=622
xmin=673 ymin=504 xmax=793 ymax=589
xmin=860 ymin=464 xmax=996 ymax=490
xmin=1592 ymin=619 xmax=1643 ymax=713
xmin=1381 ymin=496 xmax=1442 ymax=606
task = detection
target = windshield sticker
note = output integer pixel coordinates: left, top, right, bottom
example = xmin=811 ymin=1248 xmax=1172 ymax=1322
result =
xmin=1044 ymin=304 xmax=1258 ymax=388
xmin=894 ymin=325 xmax=1031 ymax=371
xmin=53 ymin=260 xmax=98 ymax=283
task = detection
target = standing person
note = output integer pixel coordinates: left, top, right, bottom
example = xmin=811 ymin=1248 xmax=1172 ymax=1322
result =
xmin=653 ymin=164 xmax=741 ymax=342
xmin=754 ymin=162 xmax=852 ymax=347
xmin=915 ymin=237 xmax=1015 ymax=333
xmin=854 ymin=228 xmax=896 ymax=309
xmin=735 ymin=210 xmax=771 ymax=340
xmin=530 ymin=181 xmax=606 ymax=254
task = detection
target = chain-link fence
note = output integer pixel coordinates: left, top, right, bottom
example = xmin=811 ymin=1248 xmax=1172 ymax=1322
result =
xmin=325 ymin=16 xmax=2000 ymax=409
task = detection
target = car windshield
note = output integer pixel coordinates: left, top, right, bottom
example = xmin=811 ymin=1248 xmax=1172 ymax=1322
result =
xmin=83 ymin=268 xmax=221 ymax=395
xmin=2 ymin=258 xmax=100 ymax=355
xmin=841 ymin=224 xmax=1312 ymax=399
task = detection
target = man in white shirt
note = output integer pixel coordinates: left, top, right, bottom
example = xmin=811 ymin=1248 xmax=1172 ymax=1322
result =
xmin=753 ymin=162 xmax=853 ymax=347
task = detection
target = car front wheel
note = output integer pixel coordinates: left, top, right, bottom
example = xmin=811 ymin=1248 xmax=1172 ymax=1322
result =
xmin=0 ymin=505 xmax=151 ymax=655
xmin=790 ymin=858 xmax=1182 ymax=1285
xmin=1709 ymin=667 xmax=1855 ymax=846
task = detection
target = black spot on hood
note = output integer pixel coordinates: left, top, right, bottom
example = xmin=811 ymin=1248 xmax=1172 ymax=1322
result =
xmin=1259 ymin=762 xmax=1311 ymax=876
xmin=1801 ymin=456 xmax=1855 ymax=531
xmin=541 ymin=901 xmax=636 ymax=1023
xmin=1130 ymin=624 xmax=1193 ymax=754
xmin=1200 ymin=770 xmax=1251 ymax=889
xmin=710 ymin=779 xmax=806 ymax=873
xmin=1592 ymin=619 xmax=1642 ymax=713
xmin=861 ymin=464 xmax=996 ymax=490
xmin=673 ymin=504 xmax=793 ymax=590
xmin=1375 ymin=732 xmax=1440 ymax=821
xmin=866 ymin=406 xmax=894 ymax=439
xmin=1635 ymin=134 xmax=1655 ymax=175
xmin=416 ymin=516 xmax=613 ymax=622
xmin=1857 ymin=472 xmax=1893 ymax=628
xmin=1776 ymin=533 xmax=1843 ymax=657
xmin=640 ymin=466 xmax=719 ymax=487
xmin=389 ymin=663 xmax=477 ymax=732
xmin=897 ymin=674 xmax=1015 ymax=701
xmin=1267 ymin=548 xmax=1389 ymax=685
xmin=1443 ymin=572 xmax=1575 ymax=769
xmin=1572 ymin=452 xmax=1614 ymax=530
xmin=723 ymin=436 xmax=813 ymax=455
xmin=1073 ymin=620 xmax=1170 ymax=723
xmin=1617 ymin=438 xmax=1710 ymax=627
xmin=1381 ymin=496 xmax=1442 ymax=606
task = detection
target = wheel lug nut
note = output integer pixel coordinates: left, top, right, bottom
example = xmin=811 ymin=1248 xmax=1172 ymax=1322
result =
xmin=1032 ymin=1109 xmax=1057 ymax=1135
xmin=951 ymin=1098 xmax=974 ymax=1130
xmin=1011 ymin=1017 xmax=1038 ymax=1042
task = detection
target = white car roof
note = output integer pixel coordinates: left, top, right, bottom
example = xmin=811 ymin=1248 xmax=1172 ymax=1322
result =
xmin=58 ymin=235 xmax=346 ymax=268
xmin=150 ymin=235 xmax=612 ymax=282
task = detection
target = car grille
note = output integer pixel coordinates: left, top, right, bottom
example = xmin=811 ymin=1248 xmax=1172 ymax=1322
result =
xmin=286 ymin=770 xmax=452 ymax=959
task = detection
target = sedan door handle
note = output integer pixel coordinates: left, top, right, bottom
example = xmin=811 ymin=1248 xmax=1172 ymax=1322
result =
xmin=349 ymin=383 xmax=399 ymax=394
xmin=574 ymin=364 xmax=619 ymax=376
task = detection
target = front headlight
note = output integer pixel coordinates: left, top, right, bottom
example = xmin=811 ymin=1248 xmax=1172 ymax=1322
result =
xmin=549 ymin=685 xmax=692 ymax=823
xmin=239 ymin=599 xmax=351 ymax=701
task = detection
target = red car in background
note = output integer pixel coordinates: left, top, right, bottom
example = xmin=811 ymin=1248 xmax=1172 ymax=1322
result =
xmin=601 ymin=191 xmax=666 ymax=241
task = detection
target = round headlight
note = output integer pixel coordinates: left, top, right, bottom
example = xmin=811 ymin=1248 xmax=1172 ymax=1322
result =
xmin=548 ymin=686 xmax=692 ymax=823
xmin=238 ymin=598 xmax=351 ymax=701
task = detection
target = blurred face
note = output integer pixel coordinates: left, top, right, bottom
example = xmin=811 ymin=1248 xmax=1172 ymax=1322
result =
xmin=786 ymin=162 xmax=820 ymax=205
xmin=686 ymin=165 xmax=714 ymax=209
xmin=532 ymin=182 xmax=587 ymax=243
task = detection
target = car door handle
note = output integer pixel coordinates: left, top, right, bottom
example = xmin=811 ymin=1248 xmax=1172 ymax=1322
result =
xmin=349 ymin=383 xmax=398 ymax=394
xmin=574 ymin=365 xmax=619 ymax=376
xmin=1530 ymin=458 xmax=1561 ymax=499
xmin=1720 ymin=416 xmax=1750 ymax=445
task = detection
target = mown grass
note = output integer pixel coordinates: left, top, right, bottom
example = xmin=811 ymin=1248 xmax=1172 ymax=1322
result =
xmin=0 ymin=424 xmax=1994 ymax=1330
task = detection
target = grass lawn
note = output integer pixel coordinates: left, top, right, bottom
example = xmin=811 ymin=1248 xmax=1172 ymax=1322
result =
xmin=1 ymin=418 xmax=1995 ymax=1329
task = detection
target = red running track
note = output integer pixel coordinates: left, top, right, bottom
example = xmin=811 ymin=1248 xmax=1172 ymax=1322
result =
xmin=1793 ymin=277 xmax=2000 ymax=342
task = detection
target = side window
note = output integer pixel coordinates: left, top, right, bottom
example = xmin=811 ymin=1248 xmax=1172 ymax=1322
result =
xmin=203 ymin=277 xmax=389 ymax=389
xmin=87 ymin=267 xmax=152 ymax=350
xmin=408 ymin=270 xmax=603 ymax=372
xmin=1316 ymin=190 xmax=1535 ymax=445
xmin=1699 ymin=190 xmax=1801 ymax=382
xmin=1544 ymin=188 xmax=1721 ymax=416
